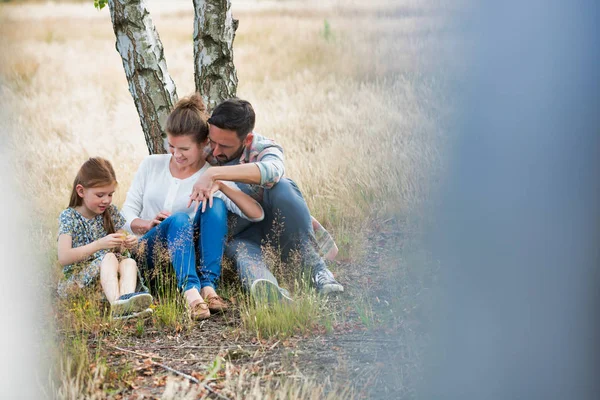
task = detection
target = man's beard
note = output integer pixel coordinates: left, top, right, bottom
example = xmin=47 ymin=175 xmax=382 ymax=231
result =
xmin=214 ymin=146 xmax=244 ymax=165
xmin=215 ymin=155 xmax=230 ymax=165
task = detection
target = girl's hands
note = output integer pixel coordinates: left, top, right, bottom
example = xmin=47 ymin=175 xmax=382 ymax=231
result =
xmin=117 ymin=230 xmax=138 ymax=249
xmin=97 ymin=233 xmax=124 ymax=250
xmin=123 ymin=234 xmax=138 ymax=249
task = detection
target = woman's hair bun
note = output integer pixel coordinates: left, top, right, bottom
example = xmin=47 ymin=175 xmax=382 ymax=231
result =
xmin=186 ymin=93 xmax=207 ymax=113
xmin=166 ymin=93 xmax=210 ymax=143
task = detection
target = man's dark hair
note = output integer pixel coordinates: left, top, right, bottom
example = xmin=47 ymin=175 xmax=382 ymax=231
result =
xmin=208 ymin=98 xmax=256 ymax=140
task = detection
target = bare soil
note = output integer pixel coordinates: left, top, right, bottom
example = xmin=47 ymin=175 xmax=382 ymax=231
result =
xmin=92 ymin=225 xmax=430 ymax=399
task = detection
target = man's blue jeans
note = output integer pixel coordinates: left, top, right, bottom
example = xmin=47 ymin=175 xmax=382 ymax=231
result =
xmin=225 ymin=178 xmax=327 ymax=290
xmin=136 ymin=199 xmax=227 ymax=292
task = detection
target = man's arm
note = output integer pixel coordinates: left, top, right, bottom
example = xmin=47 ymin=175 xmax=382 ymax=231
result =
xmin=189 ymin=135 xmax=286 ymax=207
xmin=188 ymin=164 xmax=260 ymax=208
xmin=203 ymin=153 xmax=286 ymax=187
xmin=206 ymin=163 xmax=262 ymax=185
xmin=253 ymin=152 xmax=286 ymax=188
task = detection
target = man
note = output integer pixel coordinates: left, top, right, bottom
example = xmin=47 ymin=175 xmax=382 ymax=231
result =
xmin=188 ymin=98 xmax=343 ymax=300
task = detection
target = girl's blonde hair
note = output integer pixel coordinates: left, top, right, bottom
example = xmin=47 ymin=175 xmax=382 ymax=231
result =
xmin=69 ymin=157 xmax=118 ymax=234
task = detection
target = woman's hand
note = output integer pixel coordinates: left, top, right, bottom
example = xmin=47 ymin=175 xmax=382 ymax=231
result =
xmin=201 ymin=181 xmax=222 ymax=213
xmin=97 ymin=233 xmax=124 ymax=250
xmin=130 ymin=218 xmax=158 ymax=235
xmin=152 ymin=210 xmax=171 ymax=225
xmin=188 ymin=169 xmax=215 ymax=210
xmin=132 ymin=211 xmax=170 ymax=235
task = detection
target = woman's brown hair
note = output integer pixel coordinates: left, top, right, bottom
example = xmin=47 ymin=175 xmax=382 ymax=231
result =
xmin=166 ymin=93 xmax=210 ymax=143
xmin=69 ymin=157 xmax=118 ymax=234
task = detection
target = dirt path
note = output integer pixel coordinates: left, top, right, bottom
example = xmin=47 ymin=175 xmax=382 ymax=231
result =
xmin=94 ymin=226 xmax=431 ymax=399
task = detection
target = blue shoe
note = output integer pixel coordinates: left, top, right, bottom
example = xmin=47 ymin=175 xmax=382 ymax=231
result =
xmin=111 ymin=292 xmax=153 ymax=317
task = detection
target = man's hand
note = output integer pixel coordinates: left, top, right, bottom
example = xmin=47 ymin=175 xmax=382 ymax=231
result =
xmin=188 ymin=170 xmax=216 ymax=210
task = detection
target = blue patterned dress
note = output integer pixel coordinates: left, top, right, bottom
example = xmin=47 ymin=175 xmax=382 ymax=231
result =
xmin=57 ymin=205 xmax=125 ymax=297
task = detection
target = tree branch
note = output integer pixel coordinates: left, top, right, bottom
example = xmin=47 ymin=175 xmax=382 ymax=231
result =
xmin=109 ymin=345 xmax=231 ymax=400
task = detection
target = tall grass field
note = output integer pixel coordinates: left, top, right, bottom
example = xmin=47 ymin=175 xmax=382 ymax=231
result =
xmin=0 ymin=0 xmax=452 ymax=397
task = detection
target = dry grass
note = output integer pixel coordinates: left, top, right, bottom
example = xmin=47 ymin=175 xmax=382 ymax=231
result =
xmin=160 ymin=365 xmax=355 ymax=400
xmin=0 ymin=0 xmax=447 ymax=250
xmin=1 ymin=0 xmax=449 ymax=397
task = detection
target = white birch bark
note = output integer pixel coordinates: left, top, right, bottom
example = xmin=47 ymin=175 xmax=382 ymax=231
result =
xmin=193 ymin=0 xmax=239 ymax=111
xmin=107 ymin=0 xmax=178 ymax=154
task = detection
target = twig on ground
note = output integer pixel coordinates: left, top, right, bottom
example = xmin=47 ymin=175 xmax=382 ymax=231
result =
xmin=269 ymin=340 xmax=281 ymax=350
xmin=137 ymin=344 xmax=263 ymax=351
xmin=109 ymin=345 xmax=231 ymax=400
xmin=328 ymin=338 xmax=405 ymax=344
xmin=175 ymin=344 xmax=262 ymax=350
xmin=109 ymin=345 xmax=160 ymax=359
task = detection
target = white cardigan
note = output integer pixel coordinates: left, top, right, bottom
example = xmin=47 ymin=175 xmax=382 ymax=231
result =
xmin=121 ymin=154 xmax=263 ymax=234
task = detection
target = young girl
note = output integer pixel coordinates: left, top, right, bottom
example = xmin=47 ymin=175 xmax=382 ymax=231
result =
xmin=57 ymin=157 xmax=153 ymax=319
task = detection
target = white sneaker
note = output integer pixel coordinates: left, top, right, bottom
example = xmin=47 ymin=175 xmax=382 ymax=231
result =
xmin=313 ymin=268 xmax=344 ymax=294
xmin=250 ymin=279 xmax=293 ymax=304
xmin=112 ymin=292 xmax=153 ymax=317
xmin=113 ymin=308 xmax=153 ymax=321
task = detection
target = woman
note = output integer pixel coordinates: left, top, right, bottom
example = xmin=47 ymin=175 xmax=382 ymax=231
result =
xmin=121 ymin=94 xmax=264 ymax=320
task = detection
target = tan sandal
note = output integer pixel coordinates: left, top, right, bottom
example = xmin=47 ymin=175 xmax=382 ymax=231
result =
xmin=205 ymin=294 xmax=229 ymax=312
xmin=189 ymin=299 xmax=210 ymax=320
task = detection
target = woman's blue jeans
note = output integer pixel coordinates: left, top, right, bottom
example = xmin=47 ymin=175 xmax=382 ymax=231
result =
xmin=193 ymin=198 xmax=228 ymax=289
xmin=136 ymin=198 xmax=228 ymax=293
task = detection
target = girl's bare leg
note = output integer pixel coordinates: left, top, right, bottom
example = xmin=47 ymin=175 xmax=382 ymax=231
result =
xmin=100 ymin=253 xmax=120 ymax=304
xmin=118 ymin=258 xmax=138 ymax=297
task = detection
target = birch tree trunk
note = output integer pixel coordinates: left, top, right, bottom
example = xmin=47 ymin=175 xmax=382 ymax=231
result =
xmin=193 ymin=0 xmax=239 ymax=111
xmin=107 ymin=0 xmax=178 ymax=154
